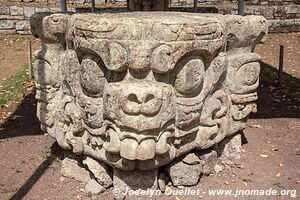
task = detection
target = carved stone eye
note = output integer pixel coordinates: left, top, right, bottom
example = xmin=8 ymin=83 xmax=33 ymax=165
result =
xmin=237 ymin=62 xmax=260 ymax=86
xmin=107 ymin=42 xmax=127 ymax=72
xmin=174 ymin=56 xmax=205 ymax=95
xmin=150 ymin=44 xmax=173 ymax=74
xmin=80 ymin=56 xmax=107 ymax=97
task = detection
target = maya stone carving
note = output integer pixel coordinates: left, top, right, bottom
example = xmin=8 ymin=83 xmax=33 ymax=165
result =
xmin=31 ymin=12 xmax=267 ymax=197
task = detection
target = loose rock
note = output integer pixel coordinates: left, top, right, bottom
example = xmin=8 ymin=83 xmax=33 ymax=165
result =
xmin=214 ymin=164 xmax=223 ymax=173
xmin=85 ymin=179 xmax=106 ymax=196
xmin=218 ymin=134 xmax=242 ymax=160
xmin=167 ymin=154 xmax=202 ymax=186
xmin=182 ymin=153 xmax=201 ymax=165
xmin=158 ymin=173 xmax=166 ymax=192
xmin=198 ymin=150 xmax=218 ymax=175
xmin=61 ymin=157 xmax=91 ymax=183
xmin=83 ymin=156 xmax=113 ymax=188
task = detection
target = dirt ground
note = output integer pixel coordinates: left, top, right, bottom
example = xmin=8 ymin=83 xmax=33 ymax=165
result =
xmin=256 ymin=32 xmax=300 ymax=79
xmin=0 ymin=32 xmax=299 ymax=200
xmin=0 ymin=35 xmax=40 ymax=84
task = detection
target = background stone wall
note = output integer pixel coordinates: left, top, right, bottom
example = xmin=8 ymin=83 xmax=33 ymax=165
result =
xmin=0 ymin=0 xmax=299 ymax=34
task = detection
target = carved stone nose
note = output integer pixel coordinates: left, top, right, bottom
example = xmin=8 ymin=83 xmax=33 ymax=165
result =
xmin=121 ymin=90 xmax=162 ymax=116
xmin=127 ymin=93 xmax=155 ymax=104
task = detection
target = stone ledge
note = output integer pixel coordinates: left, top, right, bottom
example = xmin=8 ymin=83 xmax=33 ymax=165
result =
xmin=1 ymin=3 xmax=300 ymax=35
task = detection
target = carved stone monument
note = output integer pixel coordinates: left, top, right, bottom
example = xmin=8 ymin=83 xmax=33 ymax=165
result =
xmin=30 ymin=12 xmax=267 ymax=198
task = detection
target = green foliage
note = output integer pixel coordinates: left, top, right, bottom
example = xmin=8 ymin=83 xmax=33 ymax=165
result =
xmin=0 ymin=66 xmax=29 ymax=105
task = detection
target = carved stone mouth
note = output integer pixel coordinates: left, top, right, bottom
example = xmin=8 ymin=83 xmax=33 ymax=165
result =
xmin=103 ymin=121 xmax=174 ymax=161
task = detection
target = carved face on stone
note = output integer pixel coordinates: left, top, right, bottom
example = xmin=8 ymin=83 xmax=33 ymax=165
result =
xmin=31 ymin=13 xmax=267 ymax=171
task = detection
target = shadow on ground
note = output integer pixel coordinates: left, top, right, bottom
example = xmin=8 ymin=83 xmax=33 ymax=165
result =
xmin=8 ymin=142 xmax=64 ymax=200
xmin=251 ymin=61 xmax=300 ymax=119
xmin=0 ymin=91 xmax=42 ymax=140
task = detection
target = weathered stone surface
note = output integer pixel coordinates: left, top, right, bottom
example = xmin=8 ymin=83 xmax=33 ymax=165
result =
xmin=16 ymin=20 xmax=30 ymax=31
xmin=10 ymin=6 xmax=23 ymax=16
xmin=0 ymin=29 xmax=16 ymax=35
xmin=182 ymin=153 xmax=201 ymax=165
xmin=0 ymin=7 xmax=9 ymax=15
xmin=0 ymin=20 xmax=15 ymax=29
xmin=61 ymin=157 xmax=91 ymax=183
xmin=17 ymin=30 xmax=31 ymax=35
xmin=218 ymin=134 xmax=242 ymax=160
xmin=167 ymin=154 xmax=203 ymax=186
xmin=24 ymin=7 xmax=36 ymax=18
xmin=0 ymin=15 xmax=24 ymax=20
xmin=83 ymin=156 xmax=113 ymax=188
xmin=113 ymin=169 xmax=158 ymax=198
xmin=197 ymin=150 xmax=218 ymax=175
xmin=158 ymin=173 xmax=166 ymax=192
xmin=30 ymin=12 xmax=267 ymax=192
xmin=35 ymin=7 xmax=50 ymax=13
xmin=85 ymin=179 xmax=106 ymax=195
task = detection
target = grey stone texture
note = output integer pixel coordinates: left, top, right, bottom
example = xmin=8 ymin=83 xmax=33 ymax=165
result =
xmin=218 ymin=134 xmax=242 ymax=160
xmin=0 ymin=20 xmax=15 ymax=29
xmin=85 ymin=179 xmax=106 ymax=195
xmin=24 ymin=7 xmax=36 ymax=18
xmin=197 ymin=150 xmax=218 ymax=175
xmin=0 ymin=6 xmax=9 ymax=15
xmin=83 ymin=156 xmax=113 ymax=188
xmin=10 ymin=6 xmax=24 ymax=16
xmin=113 ymin=169 xmax=158 ymax=199
xmin=167 ymin=154 xmax=203 ymax=186
xmin=158 ymin=173 xmax=166 ymax=192
xmin=30 ymin=11 xmax=266 ymax=192
xmin=61 ymin=157 xmax=91 ymax=183
xmin=16 ymin=20 xmax=30 ymax=30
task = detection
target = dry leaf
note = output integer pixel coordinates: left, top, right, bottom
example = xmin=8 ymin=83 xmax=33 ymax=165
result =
xmin=260 ymin=154 xmax=269 ymax=158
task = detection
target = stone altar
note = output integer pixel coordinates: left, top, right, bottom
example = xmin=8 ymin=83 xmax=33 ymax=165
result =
xmin=30 ymin=12 xmax=267 ymax=198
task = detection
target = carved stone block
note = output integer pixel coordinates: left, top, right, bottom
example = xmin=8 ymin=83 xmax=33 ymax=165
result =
xmin=30 ymin=12 xmax=267 ymax=194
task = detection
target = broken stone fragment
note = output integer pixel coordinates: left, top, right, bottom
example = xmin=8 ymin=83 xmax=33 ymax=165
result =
xmin=217 ymin=134 xmax=242 ymax=160
xmin=83 ymin=156 xmax=113 ymax=188
xmin=214 ymin=164 xmax=223 ymax=173
xmin=197 ymin=150 xmax=218 ymax=175
xmin=113 ymin=169 xmax=158 ymax=199
xmin=158 ymin=173 xmax=166 ymax=192
xmin=85 ymin=179 xmax=106 ymax=196
xmin=167 ymin=154 xmax=203 ymax=186
xmin=182 ymin=153 xmax=202 ymax=165
xmin=61 ymin=157 xmax=91 ymax=183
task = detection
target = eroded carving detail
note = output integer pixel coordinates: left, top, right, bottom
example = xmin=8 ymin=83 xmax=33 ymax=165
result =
xmin=31 ymin=12 xmax=267 ymax=196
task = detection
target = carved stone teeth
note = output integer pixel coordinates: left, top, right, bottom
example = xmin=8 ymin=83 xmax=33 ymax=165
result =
xmin=136 ymin=139 xmax=156 ymax=161
xmin=120 ymin=138 xmax=138 ymax=160
xmin=103 ymin=128 xmax=120 ymax=154
xmin=119 ymin=131 xmax=157 ymax=143
xmin=156 ymin=130 xmax=172 ymax=155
